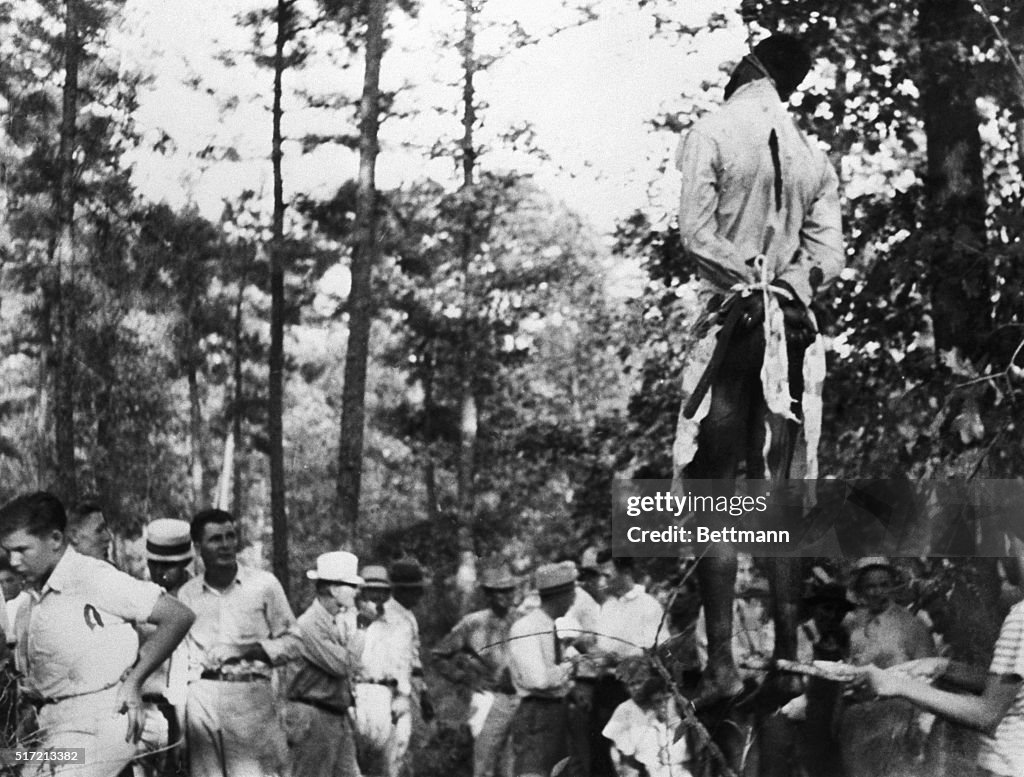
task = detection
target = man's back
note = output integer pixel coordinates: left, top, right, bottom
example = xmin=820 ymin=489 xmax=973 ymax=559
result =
xmin=677 ymin=78 xmax=843 ymax=305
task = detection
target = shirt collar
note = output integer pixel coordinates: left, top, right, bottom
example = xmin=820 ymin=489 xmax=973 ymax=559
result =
xmin=611 ymin=583 xmax=643 ymax=603
xmin=201 ymin=563 xmax=250 ymax=593
xmin=39 ymin=545 xmax=78 ymax=597
xmin=728 ymin=78 xmax=782 ymax=104
xmin=310 ymin=597 xmax=336 ymax=622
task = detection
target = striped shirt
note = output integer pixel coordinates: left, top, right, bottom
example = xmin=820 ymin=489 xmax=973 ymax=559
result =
xmin=978 ymin=600 xmax=1024 ymax=777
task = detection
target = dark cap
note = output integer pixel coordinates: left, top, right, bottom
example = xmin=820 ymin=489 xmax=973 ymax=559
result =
xmin=389 ymin=560 xmax=425 ymax=588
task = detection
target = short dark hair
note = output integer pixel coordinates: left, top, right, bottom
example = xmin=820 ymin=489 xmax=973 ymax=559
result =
xmin=0 ymin=492 xmax=67 ymax=539
xmin=190 ymin=508 xmax=236 ymax=543
xmin=753 ymin=34 xmax=812 ymax=99
xmin=68 ymin=500 xmax=103 ymax=529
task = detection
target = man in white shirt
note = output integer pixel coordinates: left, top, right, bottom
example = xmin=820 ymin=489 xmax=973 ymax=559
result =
xmin=177 ymin=508 xmax=296 ymax=777
xmin=508 ymin=562 xmax=577 ymax=777
xmin=591 ymin=554 xmax=665 ymax=777
xmin=0 ymin=491 xmax=194 ymax=777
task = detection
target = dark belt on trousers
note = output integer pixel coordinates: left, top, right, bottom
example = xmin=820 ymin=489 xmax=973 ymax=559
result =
xmin=200 ymin=670 xmax=270 ymax=682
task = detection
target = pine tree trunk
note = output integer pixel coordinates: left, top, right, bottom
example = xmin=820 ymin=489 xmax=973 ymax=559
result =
xmin=336 ymin=0 xmax=386 ymax=545
xmin=455 ymin=0 xmax=479 ymax=581
xmin=233 ymin=269 xmax=246 ymax=521
xmin=917 ymin=0 xmax=989 ymax=358
xmin=188 ymin=358 xmax=206 ymax=509
xmin=422 ymin=345 xmax=439 ymax=525
xmin=53 ymin=0 xmax=81 ymax=501
xmin=270 ymin=0 xmax=289 ymax=592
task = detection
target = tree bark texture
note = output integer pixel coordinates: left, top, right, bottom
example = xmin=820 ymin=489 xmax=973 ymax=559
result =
xmin=917 ymin=0 xmax=989 ymax=358
xmin=270 ymin=0 xmax=289 ymax=593
xmin=187 ymin=358 xmax=206 ymax=509
xmin=455 ymin=0 xmax=478 ymax=558
xmin=53 ymin=0 xmax=82 ymax=502
xmin=233 ymin=269 xmax=247 ymax=524
xmin=336 ymin=0 xmax=386 ymax=544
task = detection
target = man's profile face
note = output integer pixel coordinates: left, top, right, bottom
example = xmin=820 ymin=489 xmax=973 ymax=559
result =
xmin=600 ymin=561 xmax=630 ymax=597
xmin=329 ymin=582 xmax=358 ymax=610
xmin=148 ymin=559 xmax=190 ymax=592
xmin=0 ymin=569 xmax=23 ymax=601
xmin=71 ymin=512 xmax=111 ymax=561
xmin=579 ymin=570 xmax=608 ymax=604
xmin=197 ymin=521 xmax=238 ymax=571
xmin=2 ymin=529 xmax=64 ymax=586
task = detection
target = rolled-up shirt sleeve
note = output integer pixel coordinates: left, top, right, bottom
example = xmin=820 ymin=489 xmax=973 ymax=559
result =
xmin=676 ymin=130 xmax=748 ymax=288
xmin=264 ymin=577 xmax=296 ymax=638
xmin=509 ymin=622 xmax=568 ymax=694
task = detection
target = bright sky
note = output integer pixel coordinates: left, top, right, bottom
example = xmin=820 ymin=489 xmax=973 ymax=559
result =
xmin=118 ymin=0 xmax=747 ymax=235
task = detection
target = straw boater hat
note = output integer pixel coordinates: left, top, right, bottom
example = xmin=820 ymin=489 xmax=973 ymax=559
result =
xmin=851 ymin=556 xmax=896 ymax=583
xmin=307 ymin=551 xmax=363 ymax=586
xmin=146 ymin=519 xmax=194 ymax=563
xmin=534 ymin=562 xmax=577 ymax=597
xmin=480 ymin=564 xmax=517 ymax=591
xmin=360 ymin=565 xmax=391 ymax=590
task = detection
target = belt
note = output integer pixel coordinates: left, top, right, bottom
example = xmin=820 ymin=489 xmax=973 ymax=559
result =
xmin=522 ymin=695 xmax=566 ymax=704
xmin=361 ymin=678 xmax=399 ymax=689
xmin=296 ymin=698 xmax=349 ymax=716
xmin=200 ymin=670 xmax=269 ymax=682
xmin=25 ymin=678 xmax=120 ymax=709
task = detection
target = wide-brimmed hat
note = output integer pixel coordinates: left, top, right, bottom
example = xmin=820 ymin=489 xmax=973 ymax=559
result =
xmin=480 ymin=564 xmax=517 ymax=591
xmin=389 ymin=560 xmax=425 ymax=588
xmin=360 ymin=565 xmax=391 ymax=589
xmin=535 ymin=562 xmax=577 ymax=597
xmin=307 ymin=551 xmax=363 ymax=585
xmin=737 ymin=579 xmax=771 ymax=600
xmin=802 ymin=582 xmax=855 ymax=612
xmin=146 ymin=519 xmax=194 ymax=563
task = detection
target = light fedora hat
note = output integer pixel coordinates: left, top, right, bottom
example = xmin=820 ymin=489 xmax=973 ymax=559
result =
xmin=146 ymin=518 xmax=194 ymax=563
xmin=307 ymin=551 xmax=364 ymax=586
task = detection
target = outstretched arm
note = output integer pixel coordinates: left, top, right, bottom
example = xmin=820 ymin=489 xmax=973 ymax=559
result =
xmin=865 ymin=664 xmax=1020 ymax=735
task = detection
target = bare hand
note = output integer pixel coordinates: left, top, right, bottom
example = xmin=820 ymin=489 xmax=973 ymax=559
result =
xmin=862 ymin=665 xmax=908 ymax=698
xmin=891 ymin=657 xmax=949 ymax=682
xmin=391 ymin=694 xmax=411 ymax=723
xmin=206 ymin=643 xmax=242 ymax=666
xmin=115 ymin=682 xmax=144 ymax=744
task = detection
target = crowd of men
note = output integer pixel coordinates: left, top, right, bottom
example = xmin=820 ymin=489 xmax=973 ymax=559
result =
xmin=0 ymin=492 xmax=433 ymax=777
xmin=0 ymin=491 xmax=1021 ymax=777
